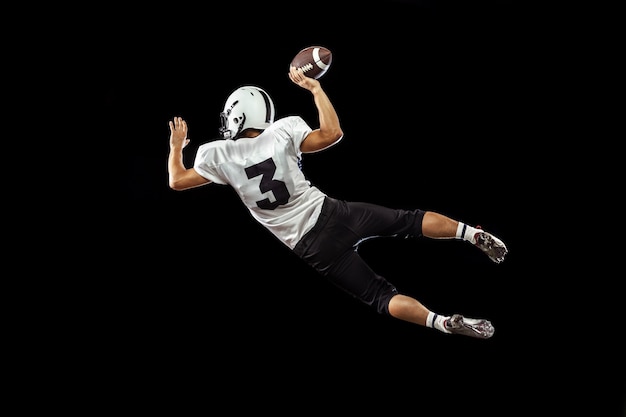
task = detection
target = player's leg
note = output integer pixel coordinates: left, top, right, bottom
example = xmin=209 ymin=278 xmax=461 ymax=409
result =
xmin=316 ymin=232 xmax=494 ymax=339
xmin=388 ymin=294 xmax=495 ymax=339
xmin=333 ymin=201 xmax=507 ymax=264
xmin=294 ymin=199 xmax=496 ymax=339
xmin=387 ymin=294 xmax=430 ymax=325
xmin=421 ymin=211 xmax=508 ymax=264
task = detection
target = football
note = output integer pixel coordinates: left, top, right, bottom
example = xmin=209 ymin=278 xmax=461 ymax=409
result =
xmin=290 ymin=46 xmax=332 ymax=79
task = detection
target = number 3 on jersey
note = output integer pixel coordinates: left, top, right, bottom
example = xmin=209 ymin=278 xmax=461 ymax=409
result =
xmin=245 ymin=158 xmax=290 ymax=210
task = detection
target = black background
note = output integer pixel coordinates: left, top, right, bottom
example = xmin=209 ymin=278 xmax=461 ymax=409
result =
xmin=57 ymin=0 xmax=622 ymax=414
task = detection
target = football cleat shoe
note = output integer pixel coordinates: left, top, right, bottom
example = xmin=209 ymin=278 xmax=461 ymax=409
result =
xmin=445 ymin=314 xmax=495 ymax=339
xmin=474 ymin=226 xmax=508 ymax=264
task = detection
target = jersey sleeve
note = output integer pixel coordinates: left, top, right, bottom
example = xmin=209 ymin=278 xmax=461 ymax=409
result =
xmin=285 ymin=116 xmax=313 ymax=153
xmin=193 ymin=141 xmax=228 ymax=185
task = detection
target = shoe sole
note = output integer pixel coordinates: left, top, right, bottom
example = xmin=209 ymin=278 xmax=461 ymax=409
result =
xmin=447 ymin=315 xmax=495 ymax=339
xmin=475 ymin=231 xmax=508 ymax=264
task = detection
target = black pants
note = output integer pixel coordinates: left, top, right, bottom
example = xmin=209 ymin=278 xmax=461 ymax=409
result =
xmin=293 ymin=196 xmax=425 ymax=316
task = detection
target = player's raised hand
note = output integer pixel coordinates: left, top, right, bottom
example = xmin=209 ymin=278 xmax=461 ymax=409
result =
xmin=168 ymin=116 xmax=191 ymax=149
xmin=289 ymin=66 xmax=320 ymax=92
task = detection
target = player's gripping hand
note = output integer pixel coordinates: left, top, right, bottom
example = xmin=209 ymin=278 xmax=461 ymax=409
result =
xmin=168 ymin=116 xmax=191 ymax=149
xmin=289 ymin=66 xmax=320 ymax=92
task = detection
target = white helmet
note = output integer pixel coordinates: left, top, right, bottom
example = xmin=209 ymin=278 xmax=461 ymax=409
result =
xmin=219 ymin=86 xmax=275 ymax=140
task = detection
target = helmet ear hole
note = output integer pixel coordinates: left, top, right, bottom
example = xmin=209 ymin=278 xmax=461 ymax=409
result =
xmin=220 ymin=86 xmax=275 ymax=139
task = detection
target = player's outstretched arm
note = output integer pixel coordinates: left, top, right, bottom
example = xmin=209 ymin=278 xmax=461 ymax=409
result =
xmin=289 ymin=67 xmax=343 ymax=153
xmin=167 ymin=116 xmax=211 ymax=191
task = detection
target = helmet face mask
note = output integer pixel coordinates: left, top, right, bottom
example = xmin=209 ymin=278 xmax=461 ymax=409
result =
xmin=219 ymin=86 xmax=275 ymax=140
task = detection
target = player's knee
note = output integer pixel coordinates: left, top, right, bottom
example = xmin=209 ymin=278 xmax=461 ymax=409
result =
xmin=377 ymin=286 xmax=398 ymax=316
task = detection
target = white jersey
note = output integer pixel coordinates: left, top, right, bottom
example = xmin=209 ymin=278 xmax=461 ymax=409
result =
xmin=193 ymin=116 xmax=327 ymax=250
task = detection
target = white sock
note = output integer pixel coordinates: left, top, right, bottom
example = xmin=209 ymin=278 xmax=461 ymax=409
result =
xmin=426 ymin=311 xmax=451 ymax=334
xmin=456 ymin=222 xmax=479 ymax=244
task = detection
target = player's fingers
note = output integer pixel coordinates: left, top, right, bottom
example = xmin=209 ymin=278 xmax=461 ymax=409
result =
xmin=290 ymin=70 xmax=303 ymax=83
xmin=173 ymin=117 xmax=185 ymax=132
xmin=289 ymin=66 xmax=301 ymax=78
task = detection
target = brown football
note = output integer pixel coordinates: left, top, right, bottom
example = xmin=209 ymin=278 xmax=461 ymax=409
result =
xmin=290 ymin=46 xmax=332 ymax=79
